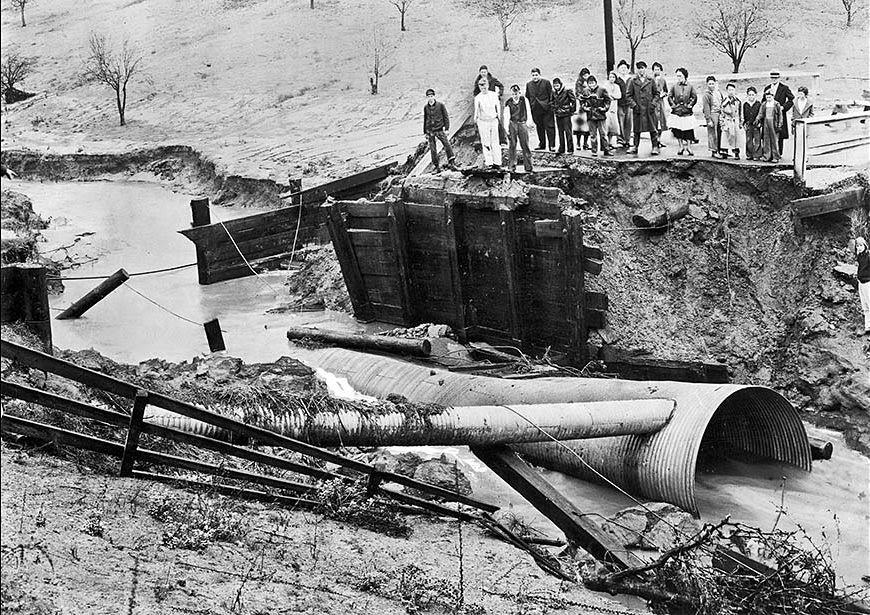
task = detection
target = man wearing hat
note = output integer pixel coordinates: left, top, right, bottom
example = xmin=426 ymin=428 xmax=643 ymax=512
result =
xmin=504 ymin=84 xmax=535 ymax=172
xmin=763 ymin=70 xmax=794 ymax=156
xmin=624 ymin=61 xmax=662 ymax=156
xmin=423 ymin=88 xmax=457 ymax=172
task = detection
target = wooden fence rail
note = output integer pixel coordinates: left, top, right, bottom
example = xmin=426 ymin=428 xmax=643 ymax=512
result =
xmin=0 ymin=340 xmax=497 ymax=517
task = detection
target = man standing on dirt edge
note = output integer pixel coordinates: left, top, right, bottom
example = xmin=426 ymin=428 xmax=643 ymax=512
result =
xmin=525 ymin=68 xmax=555 ymax=151
xmin=474 ymin=77 xmax=502 ymax=169
xmin=857 ymin=237 xmax=870 ymax=335
xmin=423 ymin=88 xmax=457 ymax=172
xmin=505 ymin=84 xmax=535 ymax=173
xmin=625 ymin=61 xmax=661 ymax=156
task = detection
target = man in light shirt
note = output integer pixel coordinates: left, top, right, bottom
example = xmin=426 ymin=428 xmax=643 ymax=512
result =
xmin=474 ymin=76 xmax=502 ymax=169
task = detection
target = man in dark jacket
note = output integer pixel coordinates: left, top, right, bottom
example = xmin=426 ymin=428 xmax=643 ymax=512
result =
xmin=615 ymin=59 xmax=632 ymax=147
xmin=625 ymin=61 xmax=661 ymax=156
xmin=472 ymin=65 xmax=507 ymax=145
xmin=551 ymin=78 xmax=576 ymax=154
xmin=763 ymin=70 xmax=795 ymax=156
xmin=525 ymin=67 xmax=555 ymax=151
xmin=423 ymin=88 xmax=456 ymax=171
xmin=585 ymin=75 xmax=611 ymax=156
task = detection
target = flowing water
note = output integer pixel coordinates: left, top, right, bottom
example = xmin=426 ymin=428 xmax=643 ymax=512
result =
xmin=4 ymin=178 xmax=868 ymax=588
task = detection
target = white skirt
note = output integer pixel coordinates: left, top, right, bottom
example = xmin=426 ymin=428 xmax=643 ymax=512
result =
xmin=669 ymin=113 xmax=697 ymax=131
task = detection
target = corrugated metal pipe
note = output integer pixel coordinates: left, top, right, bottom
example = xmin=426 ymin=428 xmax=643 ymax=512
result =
xmin=144 ymin=398 xmax=675 ymax=447
xmin=294 ymin=348 xmax=812 ymax=516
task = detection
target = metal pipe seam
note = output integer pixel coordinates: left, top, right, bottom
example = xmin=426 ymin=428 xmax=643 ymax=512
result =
xmin=144 ymin=398 xmax=675 ymax=448
xmin=298 ymin=348 xmax=811 ymax=516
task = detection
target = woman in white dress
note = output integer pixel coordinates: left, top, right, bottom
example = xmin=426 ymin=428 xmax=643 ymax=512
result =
xmin=604 ymin=71 xmax=622 ymax=148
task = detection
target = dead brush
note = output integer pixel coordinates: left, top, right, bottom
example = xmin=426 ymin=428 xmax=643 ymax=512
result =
xmin=147 ymin=491 xmax=248 ymax=551
xmin=313 ymin=478 xmax=411 ymax=538
xmin=352 ymin=563 xmax=460 ymax=614
xmin=586 ymin=517 xmax=869 ymax=615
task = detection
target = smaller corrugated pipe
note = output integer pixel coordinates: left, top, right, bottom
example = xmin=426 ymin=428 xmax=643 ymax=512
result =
xmin=144 ymin=398 xmax=675 ymax=447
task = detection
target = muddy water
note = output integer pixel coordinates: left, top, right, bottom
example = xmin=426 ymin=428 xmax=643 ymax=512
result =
xmin=6 ymin=179 xmax=869 ymax=589
xmin=7 ymin=179 xmax=370 ymax=363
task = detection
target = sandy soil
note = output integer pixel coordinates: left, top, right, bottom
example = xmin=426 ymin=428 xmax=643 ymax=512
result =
xmin=2 ymin=0 xmax=868 ymax=186
xmin=0 ymin=445 xmax=650 ymax=615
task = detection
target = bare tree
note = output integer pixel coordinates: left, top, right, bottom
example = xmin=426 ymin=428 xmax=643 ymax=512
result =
xmin=83 ymin=33 xmax=143 ymax=126
xmin=389 ymin=0 xmax=414 ymax=31
xmin=1 ymin=52 xmax=37 ymax=103
xmin=615 ymin=0 xmax=666 ymax=71
xmin=841 ymin=0 xmax=856 ymax=26
xmin=692 ymin=0 xmax=782 ymax=73
xmin=363 ymin=26 xmax=397 ymax=94
xmin=10 ymin=0 xmax=32 ymax=27
xmin=467 ymin=0 xmax=528 ymax=51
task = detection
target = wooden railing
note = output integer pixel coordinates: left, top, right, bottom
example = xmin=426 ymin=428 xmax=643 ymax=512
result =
xmin=0 ymin=339 xmax=496 ymax=520
xmin=793 ymin=111 xmax=870 ymax=182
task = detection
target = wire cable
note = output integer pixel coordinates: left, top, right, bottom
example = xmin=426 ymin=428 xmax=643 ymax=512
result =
xmin=49 ymin=262 xmax=197 ymax=281
xmin=122 ymin=282 xmax=205 ymax=328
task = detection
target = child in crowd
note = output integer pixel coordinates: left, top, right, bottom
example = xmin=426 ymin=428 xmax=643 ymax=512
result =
xmin=742 ymin=87 xmax=762 ymax=161
xmin=573 ymin=68 xmax=591 ymax=150
xmin=720 ymin=82 xmax=742 ymax=159
xmin=757 ymin=90 xmax=783 ymax=163
xmin=604 ymin=71 xmax=622 ymax=148
xmin=551 ymin=78 xmax=577 ymax=155
xmin=585 ymin=75 xmax=612 ymax=157
xmin=702 ymin=76 xmax=724 ymax=158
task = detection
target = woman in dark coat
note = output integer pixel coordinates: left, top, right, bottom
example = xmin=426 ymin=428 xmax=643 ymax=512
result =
xmin=573 ymin=67 xmax=591 ymax=150
xmin=667 ymin=67 xmax=697 ymax=156
xmin=625 ymin=61 xmax=661 ymax=156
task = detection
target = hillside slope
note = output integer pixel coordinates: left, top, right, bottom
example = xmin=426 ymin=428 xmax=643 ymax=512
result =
xmin=2 ymin=0 xmax=868 ymax=185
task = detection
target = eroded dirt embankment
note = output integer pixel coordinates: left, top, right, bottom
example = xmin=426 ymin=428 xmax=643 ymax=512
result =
xmin=1 ymin=146 xmax=297 ymax=209
xmin=535 ymin=159 xmax=870 ymax=453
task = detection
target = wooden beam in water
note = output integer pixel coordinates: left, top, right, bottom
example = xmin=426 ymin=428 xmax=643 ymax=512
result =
xmin=471 ymin=445 xmax=637 ymax=569
xmin=55 ymin=268 xmax=129 ymax=320
xmin=325 ymin=201 xmax=374 ymax=321
xmin=279 ymin=161 xmax=397 ymax=203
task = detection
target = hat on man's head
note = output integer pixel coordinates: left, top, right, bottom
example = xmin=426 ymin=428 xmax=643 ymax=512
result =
xmin=425 ymin=88 xmax=435 ymax=96
xmin=510 ymin=84 xmax=520 ymax=92
xmin=635 ymin=61 xmax=647 ymax=69
xmin=770 ymin=70 xmax=781 ymax=77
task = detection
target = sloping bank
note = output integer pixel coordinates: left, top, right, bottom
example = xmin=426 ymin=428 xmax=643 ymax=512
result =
xmin=1 ymin=146 xmax=296 ymax=209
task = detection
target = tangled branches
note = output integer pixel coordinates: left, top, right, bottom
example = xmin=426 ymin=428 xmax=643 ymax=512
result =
xmin=586 ymin=517 xmax=868 ymax=615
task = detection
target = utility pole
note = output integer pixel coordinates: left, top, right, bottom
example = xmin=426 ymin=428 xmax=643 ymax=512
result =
xmin=603 ymin=0 xmax=615 ymax=74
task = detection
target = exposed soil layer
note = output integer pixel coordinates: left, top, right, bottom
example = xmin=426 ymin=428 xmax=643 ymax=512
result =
xmin=533 ymin=158 xmax=870 ymax=453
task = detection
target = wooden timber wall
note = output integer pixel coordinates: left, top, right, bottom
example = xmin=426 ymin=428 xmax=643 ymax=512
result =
xmin=179 ymin=162 xmax=397 ymax=285
xmin=327 ymin=187 xmax=605 ymax=362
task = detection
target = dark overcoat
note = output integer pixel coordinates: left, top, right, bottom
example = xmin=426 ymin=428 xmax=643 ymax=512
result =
xmin=625 ymin=76 xmax=661 ymax=133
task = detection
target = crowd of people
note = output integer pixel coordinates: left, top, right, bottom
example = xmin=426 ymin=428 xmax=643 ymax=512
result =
xmin=423 ymin=63 xmax=817 ymax=172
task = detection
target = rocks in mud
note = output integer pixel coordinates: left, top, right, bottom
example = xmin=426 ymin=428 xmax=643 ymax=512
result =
xmin=365 ymin=450 xmax=473 ymax=495
xmin=799 ymin=308 xmax=834 ymax=337
xmin=598 ymin=502 xmax=702 ymax=552
xmin=378 ymin=323 xmax=453 ymax=340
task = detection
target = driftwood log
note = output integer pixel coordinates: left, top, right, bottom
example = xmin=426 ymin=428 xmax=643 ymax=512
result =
xmin=631 ymin=202 xmax=690 ymax=229
xmin=286 ymin=326 xmax=431 ymax=357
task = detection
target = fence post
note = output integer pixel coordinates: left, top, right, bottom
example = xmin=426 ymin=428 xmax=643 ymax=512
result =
xmin=793 ymin=120 xmax=807 ymax=183
xmin=55 ymin=268 xmax=129 ymax=320
xmin=203 ymin=318 xmax=226 ymax=352
xmin=120 ymin=390 xmax=149 ymax=477
xmin=0 ymin=264 xmax=52 ymax=352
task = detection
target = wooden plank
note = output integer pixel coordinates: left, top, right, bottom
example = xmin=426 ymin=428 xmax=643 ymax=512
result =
xmin=444 ymin=197 xmax=467 ymax=341
xmin=347 ymin=229 xmax=392 ymax=248
xmin=388 ymin=201 xmax=414 ymax=324
xmin=584 ymin=308 xmax=606 ymax=330
xmin=279 ymin=162 xmax=398 ymax=203
xmin=471 ymin=446 xmax=636 ymax=569
xmin=0 ymin=341 xmax=498 ymax=513
xmin=585 ymin=291 xmax=609 ymax=311
xmin=355 ymin=248 xmax=398 ymax=277
xmin=563 ymin=213 xmax=587 ymax=364
xmin=132 ymin=471 xmax=319 ymax=509
xmin=2 ymin=413 xmax=125 ymax=458
xmin=791 ymin=187 xmax=865 ymax=219
xmin=534 ymin=219 xmax=564 ymax=238
xmin=179 ymin=206 xmax=303 ymax=245
xmin=325 ymin=202 xmax=374 ymax=320
xmin=499 ymin=210 xmax=523 ymax=344
xmin=368 ymin=302 xmax=407 ymax=325
xmin=583 ymin=245 xmax=604 ymax=261
xmin=339 ymin=200 xmax=391 ymax=218
xmin=582 ymin=258 xmax=603 ymax=276
xmin=56 ymin=269 xmax=130 ymax=320
xmin=119 ymin=390 xmax=148 ymax=477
